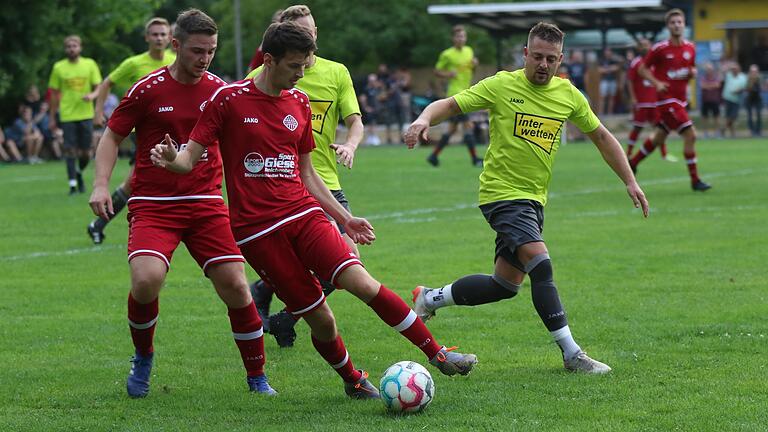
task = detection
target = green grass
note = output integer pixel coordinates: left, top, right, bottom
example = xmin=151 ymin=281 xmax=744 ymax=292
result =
xmin=1 ymin=138 xmax=766 ymax=431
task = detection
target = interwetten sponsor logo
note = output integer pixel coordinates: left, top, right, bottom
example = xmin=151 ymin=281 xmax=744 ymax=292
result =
xmin=513 ymin=112 xmax=564 ymax=154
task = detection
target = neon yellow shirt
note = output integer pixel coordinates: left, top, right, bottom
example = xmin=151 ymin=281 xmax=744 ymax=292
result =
xmin=108 ymin=50 xmax=176 ymax=88
xmin=454 ymin=69 xmax=600 ymax=206
xmin=48 ymin=57 xmax=102 ymax=122
xmin=436 ymin=46 xmax=475 ymax=97
xmin=246 ymin=56 xmax=360 ymax=190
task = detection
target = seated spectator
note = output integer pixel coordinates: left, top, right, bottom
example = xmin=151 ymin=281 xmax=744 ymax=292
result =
xmin=0 ymin=128 xmax=23 ymax=163
xmin=7 ymin=105 xmax=45 ymax=164
xmin=23 ymin=85 xmax=62 ymax=160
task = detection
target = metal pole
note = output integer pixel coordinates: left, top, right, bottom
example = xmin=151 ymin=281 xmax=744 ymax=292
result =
xmin=234 ymin=0 xmax=243 ymax=79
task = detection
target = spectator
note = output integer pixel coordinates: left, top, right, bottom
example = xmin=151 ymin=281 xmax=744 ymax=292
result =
xmin=0 ymin=128 xmax=23 ymax=163
xmin=23 ymin=85 xmax=62 ymax=160
xmin=361 ymin=74 xmax=382 ymax=146
xmin=394 ymin=66 xmax=412 ymax=125
xmin=699 ymin=62 xmax=723 ymax=138
xmin=722 ymin=63 xmax=747 ymax=137
xmin=8 ymin=105 xmax=45 ymax=163
xmin=745 ymin=64 xmax=764 ymax=137
xmin=599 ymin=48 xmax=621 ymax=115
xmin=567 ymin=50 xmax=587 ymax=97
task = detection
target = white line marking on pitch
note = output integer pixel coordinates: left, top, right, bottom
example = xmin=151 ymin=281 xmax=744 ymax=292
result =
xmin=0 ymin=244 xmax=123 ymax=262
xmin=6 ymin=175 xmax=58 ymax=184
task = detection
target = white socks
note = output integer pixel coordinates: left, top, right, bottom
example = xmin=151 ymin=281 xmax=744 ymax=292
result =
xmin=425 ymin=284 xmax=456 ymax=309
xmin=550 ymin=325 xmax=581 ymax=360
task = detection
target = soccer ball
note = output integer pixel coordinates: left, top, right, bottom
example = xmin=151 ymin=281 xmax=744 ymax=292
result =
xmin=379 ymin=361 xmax=435 ymax=413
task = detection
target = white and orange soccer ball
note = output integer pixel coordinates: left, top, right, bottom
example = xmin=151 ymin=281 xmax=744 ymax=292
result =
xmin=379 ymin=361 xmax=435 ymax=413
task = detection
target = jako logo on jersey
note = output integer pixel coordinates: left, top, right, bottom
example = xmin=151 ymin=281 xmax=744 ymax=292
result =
xmin=244 ymin=152 xmax=265 ymax=173
xmin=510 ymin=97 xmax=524 ymax=104
xmin=158 ymin=106 xmax=174 ymax=113
xmin=243 ymin=117 xmax=259 ymax=124
xmin=283 ymin=114 xmax=299 ymax=131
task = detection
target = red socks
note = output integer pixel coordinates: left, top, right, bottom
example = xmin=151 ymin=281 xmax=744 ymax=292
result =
xmin=127 ymin=293 xmax=158 ymax=356
xmin=684 ymin=151 xmax=700 ymax=183
xmin=367 ymin=285 xmax=442 ymax=359
xmin=228 ymin=301 xmax=266 ymax=377
xmin=312 ymin=335 xmax=361 ymax=383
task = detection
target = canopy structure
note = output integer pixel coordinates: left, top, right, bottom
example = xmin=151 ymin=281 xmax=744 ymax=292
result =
xmin=428 ymin=0 xmax=691 ymax=68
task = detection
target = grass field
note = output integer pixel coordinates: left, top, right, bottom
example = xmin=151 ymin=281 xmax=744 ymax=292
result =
xmin=1 ymin=137 xmax=766 ymax=431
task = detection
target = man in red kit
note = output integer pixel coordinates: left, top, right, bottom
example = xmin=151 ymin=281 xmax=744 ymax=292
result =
xmin=630 ymin=9 xmax=711 ymax=191
xmin=625 ymin=38 xmax=675 ymax=161
xmin=88 ymin=9 xmax=275 ymax=398
xmin=151 ymin=21 xmax=478 ymax=399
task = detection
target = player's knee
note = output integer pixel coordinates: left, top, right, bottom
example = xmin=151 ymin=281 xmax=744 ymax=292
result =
xmin=131 ymin=275 xmax=163 ymax=301
xmin=491 ymin=274 xmax=519 ymax=298
xmin=526 ymin=254 xmax=554 ymax=286
xmin=305 ymin=304 xmax=337 ymax=338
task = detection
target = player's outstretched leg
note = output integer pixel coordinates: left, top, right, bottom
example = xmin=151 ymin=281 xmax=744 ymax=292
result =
xmin=412 ymin=273 xmax=519 ymax=322
xmin=338 ymin=265 xmax=477 ymax=377
xmin=303 ymin=303 xmax=379 ymax=399
xmin=126 ymin=292 xmax=159 ymax=398
xmin=87 ymin=185 xmax=129 ymax=244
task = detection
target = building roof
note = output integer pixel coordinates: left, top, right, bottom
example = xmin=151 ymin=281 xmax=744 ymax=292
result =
xmin=427 ymin=0 xmax=680 ymax=37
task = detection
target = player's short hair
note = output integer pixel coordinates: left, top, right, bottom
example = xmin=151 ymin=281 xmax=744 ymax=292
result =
xmin=63 ymin=35 xmax=81 ymax=45
xmin=262 ymin=21 xmax=317 ymax=61
xmin=145 ymin=17 xmax=170 ymax=34
xmin=280 ymin=5 xmax=311 ymax=22
xmin=174 ymin=9 xmax=217 ymax=44
xmin=452 ymin=25 xmax=465 ymax=35
xmin=665 ymin=8 xmax=685 ymax=23
xmin=528 ymin=22 xmax=564 ymax=47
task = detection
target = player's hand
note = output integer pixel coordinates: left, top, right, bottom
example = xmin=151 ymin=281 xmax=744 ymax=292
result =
xmin=627 ymin=181 xmax=649 ymax=218
xmin=82 ymin=92 xmax=96 ymax=102
xmin=150 ymin=134 xmax=177 ymax=168
xmin=654 ymin=80 xmax=669 ymax=93
xmin=93 ymin=111 xmax=106 ymax=128
xmin=89 ymin=185 xmax=113 ymax=220
xmin=48 ymin=118 xmax=57 ymax=132
xmin=344 ymin=217 xmax=376 ymax=245
xmin=330 ymin=142 xmax=357 ymax=169
xmin=404 ymin=119 xmax=430 ymax=149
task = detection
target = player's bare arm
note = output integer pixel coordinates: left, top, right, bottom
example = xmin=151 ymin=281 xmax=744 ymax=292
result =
xmin=298 ymin=152 xmax=375 ymax=245
xmin=92 ymin=78 xmax=114 ymax=127
xmin=89 ymin=127 xmax=126 ymax=219
xmin=150 ymin=135 xmax=205 ymax=174
xmin=330 ymin=113 xmax=363 ymax=169
xmin=404 ymin=97 xmax=462 ymax=149
xmin=638 ymin=63 xmax=668 ymax=93
xmin=48 ymin=89 xmax=61 ymax=130
xmin=587 ymin=124 xmax=649 ymax=217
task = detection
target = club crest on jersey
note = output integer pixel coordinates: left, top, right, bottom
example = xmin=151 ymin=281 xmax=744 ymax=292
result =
xmin=513 ymin=112 xmax=564 ymax=154
xmin=683 ymin=51 xmax=692 ymax=60
xmin=244 ymin=152 xmax=265 ymax=174
xmin=283 ymin=114 xmax=299 ymax=131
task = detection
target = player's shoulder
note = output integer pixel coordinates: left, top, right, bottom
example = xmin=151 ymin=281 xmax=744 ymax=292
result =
xmin=80 ymin=57 xmax=99 ymax=68
xmin=52 ymin=58 xmax=68 ymax=70
xmin=202 ymin=70 xmax=227 ymax=88
xmin=681 ymin=39 xmax=695 ymax=49
xmin=651 ymin=40 xmax=670 ymax=52
xmin=630 ymin=56 xmax=643 ymax=69
xmin=207 ymin=78 xmax=250 ymax=106
xmin=285 ymin=88 xmax=312 ymax=114
xmin=125 ymin=67 xmax=171 ymax=99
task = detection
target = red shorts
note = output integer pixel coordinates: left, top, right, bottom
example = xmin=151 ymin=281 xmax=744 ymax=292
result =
xmin=658 ymin=102 xmax=693 ymax=133
xmin=236 ymin=210 xmax=362 ymax=317
xmin=127 ymin=199 xmax=244 ymax=274
xmin=632 ymin=106 xmax=659 ymax=127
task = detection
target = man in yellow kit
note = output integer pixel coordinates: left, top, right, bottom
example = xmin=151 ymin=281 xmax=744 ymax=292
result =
xmin=427 ymin=24 xmax=482 ymax=167
xmin=48 ymin=35 xmax=102 ymax=195
xmin=245 ymin=4 xmax=365 ymax=347
xmin=406 ymin=22 xmax=649 ymax=373
xmin=86 ymin=17 xmax=176 ymax=244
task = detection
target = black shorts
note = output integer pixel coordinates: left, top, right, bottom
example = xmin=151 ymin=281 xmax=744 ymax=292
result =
xmin=61 ymin=120 xmax=93 ymax=150
xmin=480 ymin=199 xmax=544 ymax=271
xmin=701 ymin=101 xmax=720 ymax=118
xmin=327 ymin=189 xmax=351 ymax=234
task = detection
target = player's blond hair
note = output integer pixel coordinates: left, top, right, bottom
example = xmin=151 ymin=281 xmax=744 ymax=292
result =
xmin=64 ymin=35 xmax=81 ymax=45
xmin=145 ymin=17 xmax=170 ymax=34
xmin=528 ymin=22 xmax=564 ymax=46
xmin=665 ymin=8 xmax=685 ymax=24
xmin=280 ymin=5 xmax=311 ymax=22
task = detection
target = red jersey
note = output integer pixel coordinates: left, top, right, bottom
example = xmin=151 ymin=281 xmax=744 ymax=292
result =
xmin=643 ymin=39 xmax=695 ymax=106
xmin=627 ymin=56 xmax=657 ymax=107
xmin=109 ymin=67 xmax=227 ymax=202
xmin=190 ymin=80 xmax=320 ymax=243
